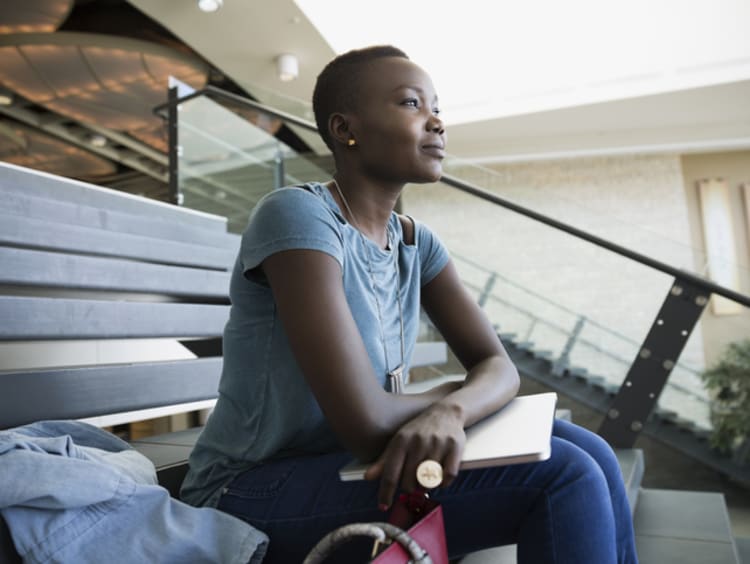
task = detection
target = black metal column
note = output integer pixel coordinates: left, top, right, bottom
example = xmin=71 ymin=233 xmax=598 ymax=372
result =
xmin=167 ymin=86 xmax=181 ymax=205
xmin=598 ymin=278 xmax=709 ymax=447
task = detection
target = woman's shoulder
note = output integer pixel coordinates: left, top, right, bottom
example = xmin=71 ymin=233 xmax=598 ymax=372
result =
xmin=241 ymin=183 xmax=344 ymax=254
xmin=249 ymin=183 xmax=342 ymax=225
xmin=255 ymin=182 xmax=328 ymax=210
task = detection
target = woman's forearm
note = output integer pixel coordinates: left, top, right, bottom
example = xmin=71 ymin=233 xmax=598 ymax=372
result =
xmin=432 ymin=355 xmax=519 ymax=428
xmin=359 ymin=356 xmax=518 ymax=460
xmin=357 ymin=380 xmax=462 ymax=459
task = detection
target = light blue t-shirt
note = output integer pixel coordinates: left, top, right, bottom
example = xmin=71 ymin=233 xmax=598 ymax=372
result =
xmin=181 ymin=182 xmax=449 ymax=507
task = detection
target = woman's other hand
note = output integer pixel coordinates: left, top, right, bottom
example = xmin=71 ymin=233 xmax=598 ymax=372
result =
xmin=364 ymin=402 xmax=466 ymax=508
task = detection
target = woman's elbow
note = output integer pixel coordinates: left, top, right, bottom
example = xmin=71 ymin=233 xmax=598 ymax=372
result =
xmin=508 ymin=363 xmax=521 ymax=394
xmin=332 ymin=406 xmax=391 ymax=462
xmin=339 ymin=421 xmax=388 ymax=462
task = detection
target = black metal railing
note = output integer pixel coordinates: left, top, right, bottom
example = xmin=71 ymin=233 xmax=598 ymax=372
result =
xmin=454 ymin=253 xmax=709 ymax=409
xmin=156 ymin=85 xmax=750 ymax=449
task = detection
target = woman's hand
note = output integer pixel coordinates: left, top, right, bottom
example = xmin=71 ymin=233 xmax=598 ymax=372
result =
xmin=364 ymin=402 xmax=466 ymax=508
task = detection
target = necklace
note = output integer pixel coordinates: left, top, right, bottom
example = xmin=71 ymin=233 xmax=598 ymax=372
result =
xmin=331 ymin=178 xmax=406 ymax=394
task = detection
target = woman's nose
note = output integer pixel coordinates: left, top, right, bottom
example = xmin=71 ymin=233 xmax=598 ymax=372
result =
xmin=428 ymin=114 xmax=445 ymax=135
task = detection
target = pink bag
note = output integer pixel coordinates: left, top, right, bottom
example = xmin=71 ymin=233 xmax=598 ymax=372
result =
xmin=303 ymin=491 xmax=449 ymax=564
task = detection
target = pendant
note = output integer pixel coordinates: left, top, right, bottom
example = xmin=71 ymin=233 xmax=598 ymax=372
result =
xmin=387 ymin=365 xmax=404 ymax=395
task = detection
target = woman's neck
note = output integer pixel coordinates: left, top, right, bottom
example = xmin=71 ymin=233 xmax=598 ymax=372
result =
xmin=329 ymin=173 xmax=402 ymax=249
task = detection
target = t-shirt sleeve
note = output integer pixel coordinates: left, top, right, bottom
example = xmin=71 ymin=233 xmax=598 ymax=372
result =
xmin=239 ymin=187 xmax=344 ymax=277
xmin=413 ymin=219 xmax=450 ymax=286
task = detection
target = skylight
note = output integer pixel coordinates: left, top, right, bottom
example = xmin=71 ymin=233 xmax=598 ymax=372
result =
xmin=294 ymin=0 xmax=750 ymax=125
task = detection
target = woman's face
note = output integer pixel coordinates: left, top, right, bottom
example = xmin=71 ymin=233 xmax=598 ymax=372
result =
xmin=347 ymin=57 xmax=446 ymax=184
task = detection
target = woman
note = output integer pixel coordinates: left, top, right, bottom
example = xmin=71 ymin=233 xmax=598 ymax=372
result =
xmin=181 ymin=45 xmax=638 ymax=563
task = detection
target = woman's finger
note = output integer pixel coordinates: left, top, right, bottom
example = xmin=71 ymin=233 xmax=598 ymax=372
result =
xmin=377 ymin=438 xmax=408 ymax=509
xmin=400 ymin=439 xmax=430 ymax=493
xmin=441 ymin=434 xmax=464 ymax=488
xmin=364 ymin=457 xmax=383 ymax=481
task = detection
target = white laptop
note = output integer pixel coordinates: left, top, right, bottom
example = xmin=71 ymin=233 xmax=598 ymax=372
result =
xmin=339 ymin=392 xmax=558 ymax=481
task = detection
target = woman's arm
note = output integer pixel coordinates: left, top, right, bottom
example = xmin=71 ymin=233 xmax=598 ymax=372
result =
xmin=420 ymin=258 xmax=520 ymax=427
xmin=365 ymin=258 xmax=520 ymax=506
xmin=261 ymin=248 xmax=461 ymax=461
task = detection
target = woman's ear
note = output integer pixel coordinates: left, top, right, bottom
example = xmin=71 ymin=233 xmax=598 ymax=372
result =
xmin=328 ymin=113 xmax=354 ymax=149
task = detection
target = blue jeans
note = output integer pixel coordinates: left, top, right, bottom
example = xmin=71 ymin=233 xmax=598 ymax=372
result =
xmin=217 ymin=419 xmax=638 ymax=563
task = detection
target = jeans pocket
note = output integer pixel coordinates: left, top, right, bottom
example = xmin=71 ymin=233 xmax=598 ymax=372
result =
xmin=221 ymin=458 xmax=297 ymax=500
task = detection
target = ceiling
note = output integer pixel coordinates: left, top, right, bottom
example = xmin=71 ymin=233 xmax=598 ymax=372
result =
xmin=128 ymin=0 xmax=750 ymax=163
xmin=0 ymin=0 xmax=748 ymax=194
xmin=0 ymin=0 xmax=209 ymax=195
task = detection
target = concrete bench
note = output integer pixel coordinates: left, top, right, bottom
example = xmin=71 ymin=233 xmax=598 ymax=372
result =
xmin=0 ymin=163 xmax=239 ymax=488
xmin=0 ymin=162 xmax=451 ymax=561
xmin=0 ymin=162 xmax=242 ymax=560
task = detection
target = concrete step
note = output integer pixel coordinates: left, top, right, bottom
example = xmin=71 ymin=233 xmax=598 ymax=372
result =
xmin=634 ymin=488 xmax=740 ymax=564
xmin=457 ymin=449 xmax=644 ymax=564
xmin=618 ymin=448 xmax=645 ymax=516
xmin=459 ymin=488 xmax=739 ymax=564
xmin=735 ymin=536 xmax=749 ymax=563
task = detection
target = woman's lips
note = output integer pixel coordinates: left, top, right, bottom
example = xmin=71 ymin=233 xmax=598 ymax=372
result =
xmin=421 ymin=145 xmax=445 ymax=159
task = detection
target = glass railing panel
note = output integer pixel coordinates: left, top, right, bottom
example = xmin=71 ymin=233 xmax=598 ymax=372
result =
xmin=172 ymin=89 xmax=749 ymax=434
xmin=177 ymin=94 xmax=333 ymax=233
xmin=403 ymin=179 xmax=733 ymax=431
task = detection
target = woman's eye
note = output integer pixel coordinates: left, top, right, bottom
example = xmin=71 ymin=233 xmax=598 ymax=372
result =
xmin=402 ymin=98 xmax=419 ymax=108
xmin=433 ymin=108 xmax=441 ymax=116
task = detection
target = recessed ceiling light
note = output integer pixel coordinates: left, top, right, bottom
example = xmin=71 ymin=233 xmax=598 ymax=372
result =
xmin=276 ymin=53 xmax=298 ymax=82
xmin=89 ymin=133 xmax=107 ymax=148
xmin=197 ymin=0 xmax=223 ymax=13
xmin=0 ymin=92 xmax=13 ymax=106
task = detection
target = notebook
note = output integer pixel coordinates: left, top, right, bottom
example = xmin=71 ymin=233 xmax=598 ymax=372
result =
xmin=339 ymin=392 xmax=558 ymax=481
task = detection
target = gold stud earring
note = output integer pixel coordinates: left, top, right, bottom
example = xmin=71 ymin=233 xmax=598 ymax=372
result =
xmin=347 ymin=138 xmax=357 ymax=147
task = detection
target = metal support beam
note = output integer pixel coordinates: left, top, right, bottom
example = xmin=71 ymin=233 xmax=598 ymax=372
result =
xmin=0 ymin=105 xmax=167 ymax=182
xmin=167 ymin=86 xmax=181 ymax=205
xmin=598 ymin=278 xmax=709 ymax=447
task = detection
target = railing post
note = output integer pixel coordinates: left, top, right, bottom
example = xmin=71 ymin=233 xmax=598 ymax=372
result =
xmin=167 ymin=85 xmax=181 ymax=205
xmin=478 ymin=272 xmax=497 ymax=308
xmin=552 ymin=315 xmax=586 ymax=376
xmin=598 ymin=278 xmax=709 ymax=447
xmin=273 ymin=144 xmax=285 ymax=190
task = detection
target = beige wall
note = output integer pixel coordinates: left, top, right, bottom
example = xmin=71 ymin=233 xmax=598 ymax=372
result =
xmin=404 ymin=153 xmax=716 ymax=425
xmin=680 ymin=150 xmax=750 ymax=366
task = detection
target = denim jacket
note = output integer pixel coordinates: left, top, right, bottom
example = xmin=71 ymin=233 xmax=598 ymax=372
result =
xmin=0 ymin=421 xmax=267 ymax=563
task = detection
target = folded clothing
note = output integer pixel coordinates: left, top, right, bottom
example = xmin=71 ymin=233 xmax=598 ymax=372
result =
xmin=0 ymin=420 xmax=268 ymax=564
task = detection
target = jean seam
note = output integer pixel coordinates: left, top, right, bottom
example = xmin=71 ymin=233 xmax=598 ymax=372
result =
xmin=437 ymin=483 xmax=544 ymax=503
xmin=232 ymin=505 xmax=380 ymax=528
xmin=544 ymin=490 xmax=558 ymax=564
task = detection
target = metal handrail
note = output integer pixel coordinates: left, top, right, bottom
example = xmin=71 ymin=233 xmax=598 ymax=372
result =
xmin=155 ymin=85 xmax=750 ymax=309
xmin=453 ymin=252 xmax=704 ymax=370
xmin=461 ymin=277 xmax=708 ymax=403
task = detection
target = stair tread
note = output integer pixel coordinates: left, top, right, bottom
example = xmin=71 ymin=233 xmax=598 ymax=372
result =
xmin=634 ymin=488 xmax=734 ymax=542
xmin=615 ymin=448 xmax=644 ymax=515
xmin=458 ymin=488 xmax=740 ymax=564
xmin=636 ymin=535 xmax=739 ymax=564
xmin=635 ymin=488 xmax=739 ymax=564
xmin=734 ymin=536 xmax=750 ymax=563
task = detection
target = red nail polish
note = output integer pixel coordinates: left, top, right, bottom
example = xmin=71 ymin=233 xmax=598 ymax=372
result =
xmin=378 ymin=503 xmax=389 ymax=512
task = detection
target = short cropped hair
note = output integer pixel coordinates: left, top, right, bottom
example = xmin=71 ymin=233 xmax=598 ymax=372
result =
xmin=312 ymin=45 xmax=409 ymax=152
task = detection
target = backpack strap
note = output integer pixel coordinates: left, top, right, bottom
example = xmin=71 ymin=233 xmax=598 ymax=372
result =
xmin=398 ymin=214 xmax=415 ymax=246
